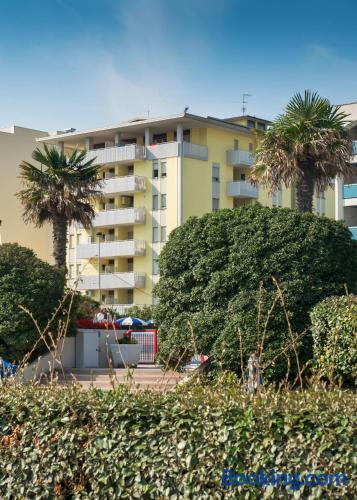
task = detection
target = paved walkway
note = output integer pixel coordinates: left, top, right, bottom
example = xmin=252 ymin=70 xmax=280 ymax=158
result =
xmin=54 ymin=366 xmax=189 ymax=392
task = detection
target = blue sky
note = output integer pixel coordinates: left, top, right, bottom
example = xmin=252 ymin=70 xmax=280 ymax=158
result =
xmin=1 ymin=0 xmax=357 ymax=132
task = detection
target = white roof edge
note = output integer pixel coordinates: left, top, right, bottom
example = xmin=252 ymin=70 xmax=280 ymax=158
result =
xmin=37 ymin=112 xmax=251 ymax=142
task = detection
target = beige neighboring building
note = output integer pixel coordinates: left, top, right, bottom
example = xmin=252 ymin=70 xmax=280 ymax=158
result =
xmin=0 ymin=125 xmax=52 ymax=262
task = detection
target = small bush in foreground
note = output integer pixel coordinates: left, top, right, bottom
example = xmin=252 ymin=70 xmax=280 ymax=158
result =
xmin=0 ymin=244 xmax=67 ymax=363
xmin=311 ymin=294 xmax=357 ymax=385
xmin=0 ymin=383 xmax=355 ymax=498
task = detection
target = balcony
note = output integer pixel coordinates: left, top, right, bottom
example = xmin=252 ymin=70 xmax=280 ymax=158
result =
xmin=77 ymin=240 xmax=146 ymax=259
xmin=343 ymin=184 xmax=357 ymax=206
xmin=227 ymin=180 xmax=258 ymax=198
xmin=101 ymin=175 xmax=146 ymax=196
xmin=86 ymin=144 xmax=146 ymax=166
xmin=147 ymin=141 xmax=208 ymax=161
xmin=348 ymin=227 xmax=357 ymax=240
xmin=101 ymin=304 xmax=134 ymax=314
xmin=181 ymin=142 xmax=208 ymax=160
xmin=226 ymin=149 xmax=254 ymax=167
xmin=93 ymin=207 xmax=146 ymax=227
xmin=77 ymin=272 xmax=146 ymax=290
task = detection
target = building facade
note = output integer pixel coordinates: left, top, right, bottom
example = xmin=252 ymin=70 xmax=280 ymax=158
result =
xmin=37 ymin=112 xmax=338 ymax=312
xmin=0 ymin=125 xmax=52 ymax=262
xmin=335 ymin=103 xmax=357 ymax=239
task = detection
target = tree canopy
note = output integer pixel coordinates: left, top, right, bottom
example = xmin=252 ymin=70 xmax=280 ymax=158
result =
xmin=155 ymin=205 xmax=357 ymax=379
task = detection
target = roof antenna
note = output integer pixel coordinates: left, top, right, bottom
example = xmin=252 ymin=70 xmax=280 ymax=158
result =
xmin=147 ymin=105 xmax=150 ymax=118
xmin=242 ymin=93 xmax=251 ymax=115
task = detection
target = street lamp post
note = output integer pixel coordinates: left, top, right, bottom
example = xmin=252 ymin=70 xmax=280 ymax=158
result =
xmin=96 ymin=232 xmax=102 ymax=307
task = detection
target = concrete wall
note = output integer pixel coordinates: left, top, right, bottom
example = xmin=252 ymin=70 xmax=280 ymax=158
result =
xmin=21 ymin=337 xmax=75 ymax=381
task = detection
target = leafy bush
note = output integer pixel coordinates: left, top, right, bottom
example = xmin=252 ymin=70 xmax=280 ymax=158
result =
xmin=0 ymin=383 xmax=355 ymax=497
xmin=0 ymin=243 xmax=68 ymax=362
xmin=155 ymin=205 xmax=357 ymax=379
xmin=117 ymin=336 xmax=138 ymax=344
xmin=76 ymin=294 xmax=99 ymax=319
xmin=311 ymin=295 xmax=357 ymax=384
xmin=124 ymin=304 xmax=155 ymax=321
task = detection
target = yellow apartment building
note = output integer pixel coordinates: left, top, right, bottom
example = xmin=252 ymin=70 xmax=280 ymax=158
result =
xmin=37 ymin=112 xmax=338 ymax=312
xmin=0 ymin=125 xmax=52 ymax=262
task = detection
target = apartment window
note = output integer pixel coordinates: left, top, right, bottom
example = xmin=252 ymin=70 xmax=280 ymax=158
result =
xmin=174 ymin=129 xmax=190 ymax=142
xmin=153 ymin=226 xmax=159 ymax=243
xmin=212 ymin=198 xmax=220 ymax=212
xmin=257 ymin=122 xmax=266 ymax=131
xmin=316 ymin=191 xmax=326 ymax=215
xmin=272 ymin=187 xmax=282 ymax=208
xmin=127 ymin=165 xmax=134 ymax=175
xmin=161 ymin=161 xmax=167 ymax=178
xmin=127 ymin=229 xmax=134 ymax=240
xmin=76 ymin=233 xmax=81 ymax=245
xmin=69 ymin=265 xmax=75 ymax=279
xmin=153 ymin=133 xmax=167 ymax=144
xmin=153 ymin=160 xmax=159 ymax=179
xmin=69 ymin=235 xmax=75 ymax=249
xmin=278 ymin=188 xmax=282 ymax=207
xmin=234 ymin=139 xmax=239 ymax=150
xmin=153 ymin=194 xmax=159 ymax=210
xmin=247 ymin=119 xmax=256 ymax=128
xmin=212 ymin=164 xmax=220 ymax=182
xmin=249 ymin=143 xmax=254 ymax=153
xmin=161 ymin=226 xmax=167 ymax=242
xmin=127 ymin=258 xmax=133 ymax=272
xmin=161 ymin=194 xmax=167 ymax=209
xmin=240 ymin=173 xmax=246 ymax=181
xmin=127 ymin=289 xmax=134 ymax=304
xmin=153 ymin=258 xmax=159 ymax=275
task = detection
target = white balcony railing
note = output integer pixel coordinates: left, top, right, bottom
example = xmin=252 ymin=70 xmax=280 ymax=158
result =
xmin=93 ymin=207 xmax=146 ymax=227
xmin=77 ymin=272 xmax=146 ymax=291
xmin=101 ymin=304 xmax=134 ymax=314
xmin=227 ymin=181 xmax=258 ymax=198
xmin=227 ymin=149 xmax=254 ymax=167
xmin=101 ymin=175 xmax=146 ymax=195
xmin=77 ymin=240 xmax=146 ymax=259
xmin=86 ymin=144 xmax=146 ymax=166
xmin=181 ymin=142 xmax=208 ymax=160
xmin=147 ymin=142 xmax=179 ymax=159
xmin=147 ymin=141 xmax=208 ymax=161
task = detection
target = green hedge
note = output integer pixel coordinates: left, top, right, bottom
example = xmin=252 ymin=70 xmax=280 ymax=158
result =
xmin=311 ymin=295 xmax=357 ymax=385
xmin=0 ymin=383 xmax=355 ymax=498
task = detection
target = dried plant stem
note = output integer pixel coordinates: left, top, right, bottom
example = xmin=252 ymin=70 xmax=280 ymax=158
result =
xmin=272 ymin=276 xmax=303 ymax=390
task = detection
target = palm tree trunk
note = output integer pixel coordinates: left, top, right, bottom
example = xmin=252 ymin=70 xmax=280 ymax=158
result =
xmin=296 ymin=162 xmax=314 ymax=212
xmin=52 ymin=214 xmax=68 ymax=270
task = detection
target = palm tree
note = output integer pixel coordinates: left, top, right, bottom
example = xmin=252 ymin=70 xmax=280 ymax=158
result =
xmin=17 ymin=145 xmax=101 ymax=269
xmin=251 ymin=90 xmax=353 ymax=212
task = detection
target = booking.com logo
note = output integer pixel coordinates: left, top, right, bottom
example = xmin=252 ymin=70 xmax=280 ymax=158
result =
xmin=222 ymin=469 xmax=349 ymax=491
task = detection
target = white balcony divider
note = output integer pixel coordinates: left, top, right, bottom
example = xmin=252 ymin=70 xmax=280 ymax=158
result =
xmin=77 ymin=240 xmax=146 ymax=259
xmin=93 ymin=207 xmax=146 ymax=227
xmin=227 ymin=149 xmax=254 ymax=166
xmin=227 ymin=181 xmax=258 ymax=198
xmin=102 ymin=175 xmax=146 ymax=195
xmin=86 ymin=144 xmax=146 ymax=165
xmin=77 ymin=272 xmax=146 ymax=290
